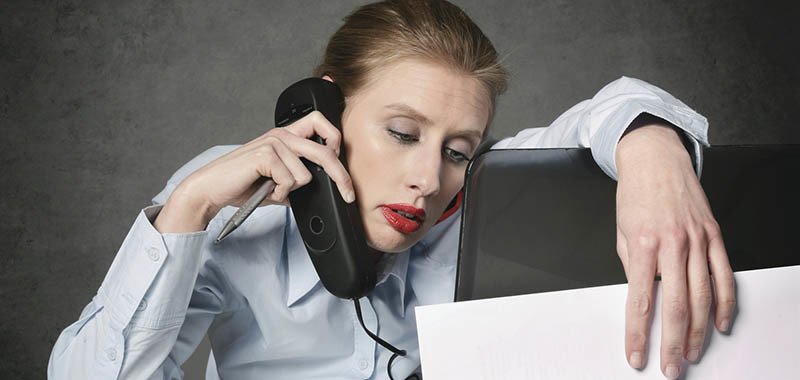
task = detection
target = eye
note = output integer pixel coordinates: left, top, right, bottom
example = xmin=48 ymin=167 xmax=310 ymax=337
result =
xmin=388 ymin=129 xmax=418 ymax=144
xmin=444 ymin=148 xmax=470 ymax=164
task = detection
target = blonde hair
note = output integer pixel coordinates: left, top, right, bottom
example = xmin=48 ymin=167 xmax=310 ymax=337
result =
xmin=314 ymin=0 xmax=508 ymax=125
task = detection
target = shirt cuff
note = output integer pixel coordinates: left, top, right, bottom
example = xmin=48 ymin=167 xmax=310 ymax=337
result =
xmin=589 ymin=77 xmax=710 ymax=180
xmin=97 ymin=205 xmax=209 ymax=331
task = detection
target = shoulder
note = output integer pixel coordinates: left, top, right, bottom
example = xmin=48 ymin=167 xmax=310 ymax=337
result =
xmin=151 ymin=145 xmax=240 ymax=205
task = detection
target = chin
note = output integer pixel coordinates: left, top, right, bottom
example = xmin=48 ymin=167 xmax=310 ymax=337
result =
xmin=365 ymin=225 xmax=424 ymax=253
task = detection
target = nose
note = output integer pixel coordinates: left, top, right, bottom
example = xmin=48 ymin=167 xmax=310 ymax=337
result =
xmin=405 ymin=147 xmax=441 ymax=198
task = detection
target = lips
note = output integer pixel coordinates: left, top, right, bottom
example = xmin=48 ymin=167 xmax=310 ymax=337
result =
xmin=380 ymin=203 xmax=427 ymax=233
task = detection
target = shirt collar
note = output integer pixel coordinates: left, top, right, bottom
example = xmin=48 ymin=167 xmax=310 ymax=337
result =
xmin=407 ymin=209 xmax=461 ymax=306
xmin=285 ymin=208 xmax=412 ymax=309
xmin=374 ymin=249 xmax=411 ymax=316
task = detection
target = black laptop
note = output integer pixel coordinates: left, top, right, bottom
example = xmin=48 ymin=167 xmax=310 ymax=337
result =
xmin=455 ymin=145 xmax=800 ymax=302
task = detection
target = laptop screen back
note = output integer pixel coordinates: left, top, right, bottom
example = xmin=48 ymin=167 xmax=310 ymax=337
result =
xmin=455 ymin=146 xmax=800 ymax=302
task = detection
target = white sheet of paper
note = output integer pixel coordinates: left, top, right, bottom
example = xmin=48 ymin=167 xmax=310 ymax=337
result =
xmin=416 ymin=265 xmax=800 ymax=379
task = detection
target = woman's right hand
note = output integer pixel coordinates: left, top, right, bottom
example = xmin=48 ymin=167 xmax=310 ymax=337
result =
xmin=153 ymin=111 xmax=355 ymax=234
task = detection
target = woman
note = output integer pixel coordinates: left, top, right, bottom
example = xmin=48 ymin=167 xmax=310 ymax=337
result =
xmin=49 ymin=1 xmax=734 ymax=379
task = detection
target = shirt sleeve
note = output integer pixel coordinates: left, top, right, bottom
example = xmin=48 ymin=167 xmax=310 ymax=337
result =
xmin=491 ymin=76 xmax=710 ymax=179
xmin=48 ymin=145 xmax=241 ymax=379
xmin=47 ymin=205 xmax=214 ymax=379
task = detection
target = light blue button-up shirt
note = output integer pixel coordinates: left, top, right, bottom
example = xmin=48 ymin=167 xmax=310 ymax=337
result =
xmin=48 ymin=77 xmax=709 ymax=380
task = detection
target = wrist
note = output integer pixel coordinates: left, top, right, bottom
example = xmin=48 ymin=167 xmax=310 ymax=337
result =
xmin=154 ymin=182 xmax=218 ymax=234
xmin=616 ymin=124 xmax=692 ymax=176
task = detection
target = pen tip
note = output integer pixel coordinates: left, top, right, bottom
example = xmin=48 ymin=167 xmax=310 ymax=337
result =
xmin=216 ymin=223 xmax=236 ymax=244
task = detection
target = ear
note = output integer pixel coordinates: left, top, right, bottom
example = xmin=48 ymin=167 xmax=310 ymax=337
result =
xmin=322 ymin=75 xmax=334 ymax=83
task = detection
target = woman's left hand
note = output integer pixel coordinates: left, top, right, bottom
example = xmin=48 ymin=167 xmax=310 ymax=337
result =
xmin=614 ymin=124 xmax=736 ymax=379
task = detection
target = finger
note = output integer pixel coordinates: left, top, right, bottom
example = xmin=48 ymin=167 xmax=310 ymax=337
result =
xmin=251 ymin=144 xmax=295 ymax=203
xmin=624 ymin=234 xmax=658 ymax=370
xmin=285 ymin=111 xmax=343 ymax=156
xmin=684 ymin=228 xmax=712 ymax=362
xmin=277 ymin=130 xmax=355 ymax=203
xmin=264 ymin=136 xmax=314 ymax=190
xmin=617 ymin=226 xmax=630 ymax=277
xmin=706 ymin=222 xmax=736 ymax=332
xmin=659 ymin=236 xmax=690 ymax=379
xmin=244 ymin=110 xmax=342 ymax=154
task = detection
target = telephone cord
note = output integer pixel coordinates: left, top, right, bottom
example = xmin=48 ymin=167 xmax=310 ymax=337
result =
xmin=353 ymin=298 xmax=407 ymax=380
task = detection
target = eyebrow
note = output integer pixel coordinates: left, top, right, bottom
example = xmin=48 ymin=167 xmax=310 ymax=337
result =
xmin=384 ymin=103 xmax=484 ymax=141
xmin=385 ymin=103 xmax=433 ymax=125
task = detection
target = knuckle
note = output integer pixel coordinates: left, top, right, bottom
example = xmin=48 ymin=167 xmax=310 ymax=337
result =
xmin=716 ymin=270 xmax=735 ymax=291
xmin=719 ymin=296 xmax=737 ymax=311
xmin=254 ymin=144 xmax=276 ymax=159
xmin=688 ymin=328 xmax=707 ymax=344
xmin=262 ymin=128 xmax=278 ymax=138
xmin=266 ymin=128 xmax=284 ymax=138
xmin=339 ymin=171 xmax=352 ymax=185
xmin=274 ymin=184 xmax=290 ymax=197
xmin=310 ymin=110 xmax=326 ymax=124
xmin=665 ymin=298 xmax=688 ymax=321
xmin=685 ymin=220 xmax=705 ymax=241
xmin=665 ymin=244 xmax=689 ymax=261
xmin=704 ymin=220 xmax=722 ymax=236
xmin=298 ymin=171 xmax=313 ymax=186
xmin=629 ymin=295 xmax=651 ymax=316
xmin=263 ymin=132 xmax=284 ymax=145
xmin=633 ymin=233 xmax=659 ymax=251
xmin=665 ymin=344 xmax=684 ymax=358
xmin=321 ymin=147 xmax=338 ymax=162
xmin=663 ymin=226 xmax=688 ymax=244
xmin=695 ymin=287 xmax=713 ymax=311
xmin=695 ymin=291 xmax=712 ymax=312
xmin=628 ymin=331 xmax=647 ymax=348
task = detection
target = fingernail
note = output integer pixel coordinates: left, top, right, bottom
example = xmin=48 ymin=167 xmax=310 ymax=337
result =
xmin=687 ymin=349 xmax=699 ymax=362
xmin=629 ymin=351 xmax=643 ymax=369
xmin=345 ymin=191 xmax=355 ymax=203
xmin=666 ymin=364 xmax=680 ymax=379
xmin=720 ymin=318 xmax=730 ymax=332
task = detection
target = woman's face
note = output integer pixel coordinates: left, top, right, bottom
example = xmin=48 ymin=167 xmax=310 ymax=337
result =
xmin=340 ymin=59 xmax=490 ymax=253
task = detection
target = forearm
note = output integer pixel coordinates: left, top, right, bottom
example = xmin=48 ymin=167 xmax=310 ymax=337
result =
xmin=493 ymin=76 xmax=709 ymax=179
xmin=49 ymin=206 xmax=209 ymax=379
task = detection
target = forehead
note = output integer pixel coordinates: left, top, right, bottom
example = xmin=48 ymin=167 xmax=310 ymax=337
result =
xmin=349 ymin=59 xmax=490 ymax=135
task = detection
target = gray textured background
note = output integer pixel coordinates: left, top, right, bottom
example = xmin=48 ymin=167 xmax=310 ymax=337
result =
xmin=1 ymin=0 xmax=798 ymax=378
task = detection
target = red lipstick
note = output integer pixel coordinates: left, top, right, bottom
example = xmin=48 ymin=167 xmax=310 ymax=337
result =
xmin=380 ymin=203 xmax=427 ymax=233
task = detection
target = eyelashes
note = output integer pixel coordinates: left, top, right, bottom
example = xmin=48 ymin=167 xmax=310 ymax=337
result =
xmin=444 ymin=148 xmax=469 ymax=163
xmin=387 ymin=129 xmax=470 ymax=164
xmin=388 ymin=129 xmax=418 ymax=143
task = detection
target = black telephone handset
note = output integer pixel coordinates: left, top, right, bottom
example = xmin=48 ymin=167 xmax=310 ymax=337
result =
xmin=275 ymin=78 xmax=376 ymax=300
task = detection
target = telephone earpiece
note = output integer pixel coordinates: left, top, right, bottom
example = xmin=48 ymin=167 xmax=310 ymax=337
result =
xmin=435 ymin=189 xmax=463 ymax=225
xmin=278 ymin=78 xmax=376 ymax=300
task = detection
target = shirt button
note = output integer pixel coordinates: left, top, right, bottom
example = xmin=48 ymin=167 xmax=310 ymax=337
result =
xmin=137 ymin=299 xmax=147 ymax=311
xmin=105 ymin=348 xmax=117 ymax=361
xmin=147 ymin=247 xmax=160 ymax=262
xmin=358 ymin=359 xmax=369 ymax=370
